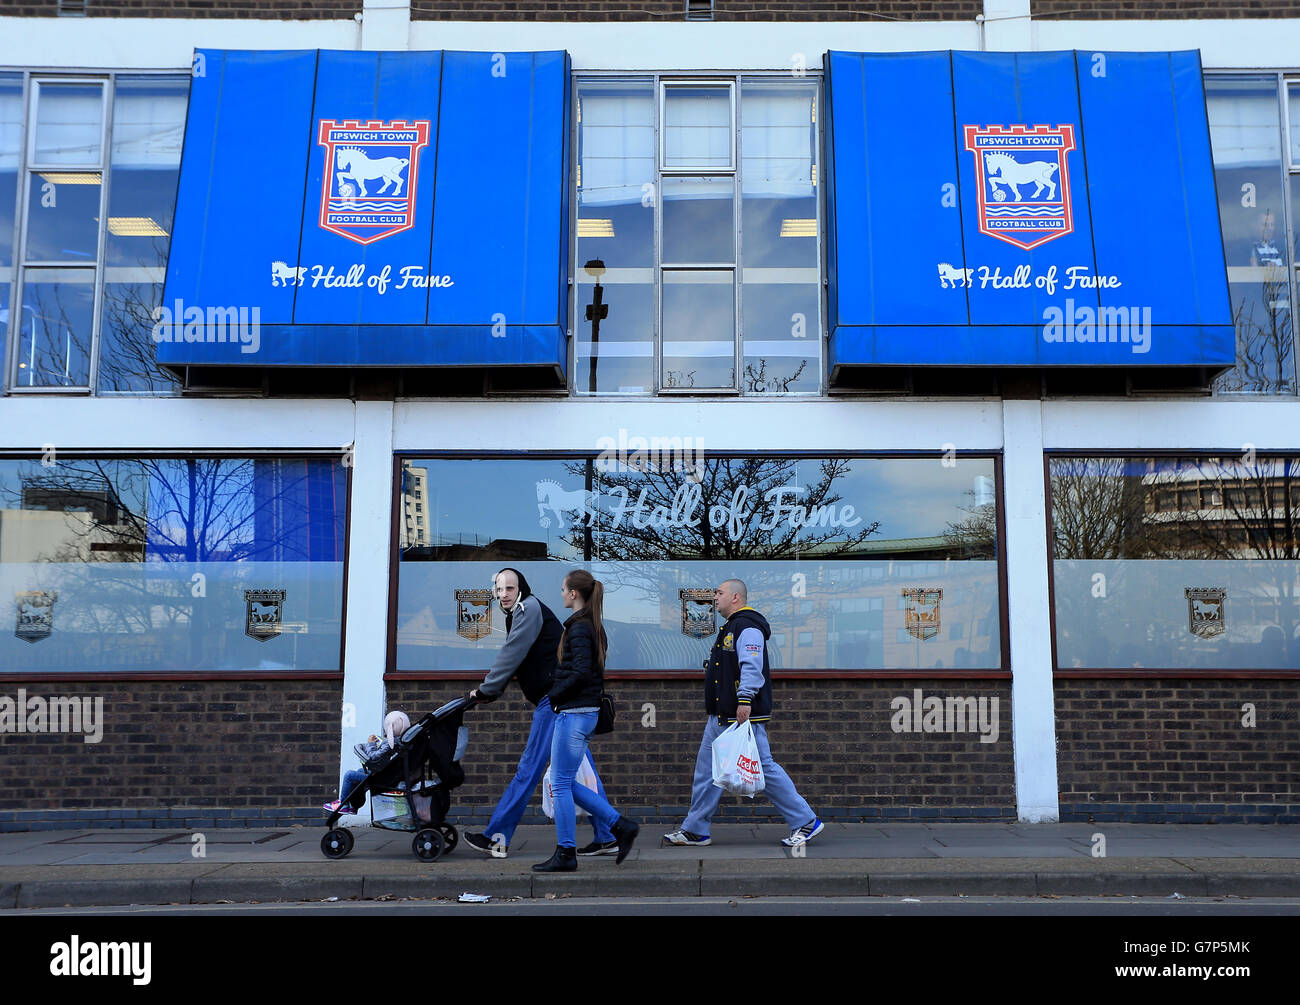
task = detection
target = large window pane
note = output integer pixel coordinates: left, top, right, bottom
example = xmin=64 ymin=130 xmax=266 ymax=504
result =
xmin=16 ymin=267 xmax=94 ymax=387
xmin=98 ymin=76 xmax=187 ymax=394
xmin=662 ymin=175 xmax=734 ymax=264
xmin=575 ymin=80 xmax=655 ymax=394
xmin=661 ymin=270 xmax=734 ymax=389
xmin=1206 ymin=76 xmax=1296 ymax=393
xmin=1050 ymin=456 xmax=1300 ymax=669
xmin=0 ymin=457 xmax=347 ymax=672
xmin=25 ymin=170 xmax=101 ymax=262
xmin=741 ymin=79 xmax=820 ymax=393
xmin=0 ymin=74 xmax=20 ymax=271
xmin=32 ymin=82 xmax=102 ymax=165
xmin=663 ymin=85 xmax=731 ymax=168
xmin=395 ymin=456 xmax=1002 ymax=672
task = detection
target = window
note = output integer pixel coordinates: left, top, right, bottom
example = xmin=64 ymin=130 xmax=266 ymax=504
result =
xmin=0 ymin=455 xmax=348 ymax=673
xmin=393 ymin=454 xmax=1001 ymax=672
xmin=1049 ymin=455 xmax=1300 ymax=670
xmin=2 ymin=72 xmax=186 ymax=395
xmin=574 ymin=75 xmax=822 ymax=395
xmin=1205 ymin=75 xmax=1298 ymax=394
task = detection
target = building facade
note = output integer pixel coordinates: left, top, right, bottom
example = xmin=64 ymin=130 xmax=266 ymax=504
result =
xmin=0 ymin=0 xmax=1297 ymax=831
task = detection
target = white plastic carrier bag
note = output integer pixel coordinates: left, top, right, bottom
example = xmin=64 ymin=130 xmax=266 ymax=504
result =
xmin=711 ymin=721 xmax=765 ymax=798
xmin=541 ymin=755 xmax=599 ymax=819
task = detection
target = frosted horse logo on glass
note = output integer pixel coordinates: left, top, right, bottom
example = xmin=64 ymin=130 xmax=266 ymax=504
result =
xmin=963 ymin=124 xmax=1076 ymax=250
xmin=317 ymin=119 xmax=431 ymax=245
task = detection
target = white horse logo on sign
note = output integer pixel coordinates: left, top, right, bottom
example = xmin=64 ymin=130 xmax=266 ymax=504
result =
xmin=317 ymin=119 xmax=431 ymax=245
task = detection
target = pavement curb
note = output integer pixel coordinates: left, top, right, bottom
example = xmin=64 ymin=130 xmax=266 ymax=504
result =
xmin=7 ymin=870 xmax=1300 ymax=908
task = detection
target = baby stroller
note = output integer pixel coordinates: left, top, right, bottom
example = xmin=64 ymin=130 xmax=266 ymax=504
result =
xmin=321 ymin=695 xmax=475 ymax=862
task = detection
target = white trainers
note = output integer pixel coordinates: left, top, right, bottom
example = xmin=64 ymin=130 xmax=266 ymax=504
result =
xmin=662 ymin=829 xmax=712 ymax=847
xmin=782 ymin=818 xmax=824 ymax=847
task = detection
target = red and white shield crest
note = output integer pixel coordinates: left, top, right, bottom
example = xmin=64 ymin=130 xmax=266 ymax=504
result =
xmin=963 ymin=124 xmax=1076 ymax=251
xmin=317 ymin=119 xmax=431 ymax=245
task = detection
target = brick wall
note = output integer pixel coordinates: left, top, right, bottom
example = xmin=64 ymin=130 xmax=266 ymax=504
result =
xmin=0 ymin=1 xmax=358 ymax=17
xmin=1056 ymin=680 xmax=1300 ymax=823
xmin=0 ymin=0 xmax=984 ymax=19
xmin=0 ymin=679 xmax=342 ymax=814
xmin=390 ymin=678 xmax=1016 ymax=823
xmin=1033 ymin=0 xmax=1300 ymax=17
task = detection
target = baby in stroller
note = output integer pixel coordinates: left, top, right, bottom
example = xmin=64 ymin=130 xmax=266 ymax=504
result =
xmin=324 ymin=710 xmax=411 ymax=815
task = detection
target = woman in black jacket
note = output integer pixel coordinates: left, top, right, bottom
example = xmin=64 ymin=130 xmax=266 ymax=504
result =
xmin=533 ymin=570 xmax=640 ymax=872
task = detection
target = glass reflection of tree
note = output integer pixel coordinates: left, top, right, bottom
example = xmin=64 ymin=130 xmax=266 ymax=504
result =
xmin=745 ymin=357 xmax=808 ymax=394
xmin=1214 ymin=267 xmax=1295 ymax=394
xmin=20 ymin=283 xmax=92 ymax=387
xmin=561 ymin=457 xmax=880 ymax=563
xmin=942 ymin=494 xmax=997 ymax=559
xmin=3 ymin=459 xmax=314 ymax=669
xmin=98 ymin=232 xmax=180 ymax=393
xmin=1050 ymin=457 xmax=1173 ymax=560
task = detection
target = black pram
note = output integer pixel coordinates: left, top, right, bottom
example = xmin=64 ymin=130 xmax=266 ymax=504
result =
xmin=321 ymin=696 xmax=475 ymax=862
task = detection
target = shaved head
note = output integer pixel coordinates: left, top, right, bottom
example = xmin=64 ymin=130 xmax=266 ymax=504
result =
xmin=714 ymin=579 xmax=748 ymax=618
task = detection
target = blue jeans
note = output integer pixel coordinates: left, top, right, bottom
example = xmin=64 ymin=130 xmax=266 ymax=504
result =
xmin=549 ymin=709 xmax=622 ymax=849
xmin=339 ymin=769 xmax=368 ymax=810
xmin=483 ymin=696 xmax=615 ymax=846
xmin=682 ymin=718 xmax=815 ymax=837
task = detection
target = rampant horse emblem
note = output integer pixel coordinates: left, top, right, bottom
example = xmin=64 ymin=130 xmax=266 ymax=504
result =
xmin=244 ymin=589 xmax=286 ymax=642
xmin=317 ymin=119 xmax=431 ymax=245
xmin=454 ymin=589 xmax=494 ymax=642
xmin=535 ymin=479 xmax=600 ymax=530
xmin=902 ymin=587 xmax=942 ymax=642
xmin=679 ymin=589 xmax=716 ymax=640
xmin=1185 ymin=587 xmax=1226 ymax=640
xmin=15 ymin=590 xmax=56 ymax=644
xmin=963 ymin=124 xmax=1076 ymax=250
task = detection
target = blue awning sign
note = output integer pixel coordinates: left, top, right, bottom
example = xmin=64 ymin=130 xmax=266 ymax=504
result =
xmin=963 ymin=124 xmax=1076 ymax=250
xmin=824 ymin=50 xmax=1235 ymax=374
xmin=317 ymin=118 xmax=431 ymax=244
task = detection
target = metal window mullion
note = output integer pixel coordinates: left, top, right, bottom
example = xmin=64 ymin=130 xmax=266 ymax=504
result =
xmin=654 ymin=72 xmax=662 ymax=394
xmin=3 ymin=71 xmax=31 ymax=393
xmin=1286 ymin=74 xmax=1300 ymax=394
xmin=734 ymin=75 xmax=743 ymax=394
xmin=815 ymin=81 xmax=827 ymax=397
xmin=87 ymin=73 xmax=113 ymax=395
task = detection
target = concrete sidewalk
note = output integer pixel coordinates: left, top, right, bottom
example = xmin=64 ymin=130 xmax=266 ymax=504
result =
xmin=2 ymin=822 xmax=1298 ymax=908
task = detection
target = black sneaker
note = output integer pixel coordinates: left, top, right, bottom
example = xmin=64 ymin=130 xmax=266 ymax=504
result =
xmin=464 ymin=831 xmax=508 ymax=858
xmin=576 ymin=839 xmax=619 ymax=857
xmin=611 ymin=817 xmax=640 ymax=865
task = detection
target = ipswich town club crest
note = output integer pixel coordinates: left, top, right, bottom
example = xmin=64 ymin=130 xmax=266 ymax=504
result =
xmin=454 ymin=589 xmax=494 ymax=642
xmin=245 ymin=589 xmax=287 ymax=642
xmin=679 ymin=588 xmax=716 ymax=640
xmin=902 ymin=587 xmax=942 ymax=642
xmin=1185 ymin=587 xmax=1226 ymax=639
xmin=317 ymin=119 xmax=431 ymax=245
xmin=15 ymin=590 xmax=57 ymax=644
xmin=963 ymin=124 xmax=1076 ymax=250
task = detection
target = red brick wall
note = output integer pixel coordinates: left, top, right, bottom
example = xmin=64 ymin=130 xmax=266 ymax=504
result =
xmin=1055 ymin=680 xmax=1300 ymax=822
xmin=0 ymin=0 xmax=983 ymax=19
xmin=0 ymin=680 xmax=342 ymax=811
xmin=1033 ymin=0 xmax=1300 ymax=17
xmin=390 ymin=678 xmax=1016 ymax=820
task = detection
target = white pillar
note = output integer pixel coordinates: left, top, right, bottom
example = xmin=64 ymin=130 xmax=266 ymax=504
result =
xmin=983 ymin=0 xmax=1033 ymax=51
xmin=361 ymin=0 xmax=412 ymax=51
xmin=338 ymin=401 xmax=397 ymax=796
xmin=1002 ymin=399 xmax=1061 ymax=822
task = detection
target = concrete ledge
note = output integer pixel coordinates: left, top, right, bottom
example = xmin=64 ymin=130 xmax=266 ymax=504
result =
xmin=17 ymin=879 xmax=194 ymax=909
xmin=360 ymin=875 xmax=533 ymax=900
xmin=189 ymin=876 xmax=364 ymax=904
xmin=1034 ymin=873 xmax=1209 ymax=897
xmin=1204 ymin=873 xmax=1300 ymax=897
xmin=870 ymin=874 xmax=1038 ymax=897
xmin=0 ymin=883 xmax=16 ymax=909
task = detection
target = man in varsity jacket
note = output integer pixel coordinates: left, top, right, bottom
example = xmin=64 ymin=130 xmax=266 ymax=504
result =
xmin=663 ymin=578 xmax=824 ymax=849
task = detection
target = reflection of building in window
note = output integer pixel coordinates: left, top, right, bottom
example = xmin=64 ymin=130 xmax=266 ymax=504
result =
xmin=401 ymin=465 xmax=428 ymax=548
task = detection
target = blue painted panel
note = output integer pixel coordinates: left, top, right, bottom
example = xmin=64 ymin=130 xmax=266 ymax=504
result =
xmin=292 ymin=50 xmax=443 ymax=326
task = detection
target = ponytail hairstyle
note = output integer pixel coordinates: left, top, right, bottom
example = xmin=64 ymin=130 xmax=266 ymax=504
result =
xmin=557 ymin=569 xmax=608 ymax=670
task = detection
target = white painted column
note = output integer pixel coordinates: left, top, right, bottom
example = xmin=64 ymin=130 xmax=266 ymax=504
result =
xmin=1001 ymin=400 xmax=1060 ymax=822
xmin=338 ymin=401 xmax=397 ymax=796
xmin=361 ymin=0 xmax=412 ymax=51
xmin=983 ymin=0 xmax=1033 ymax=51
